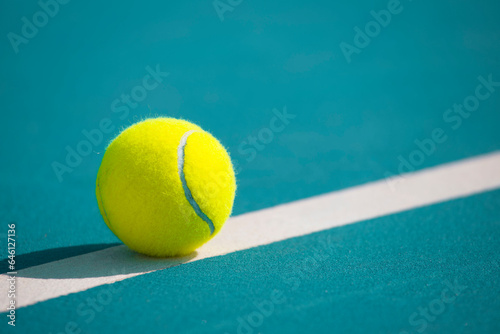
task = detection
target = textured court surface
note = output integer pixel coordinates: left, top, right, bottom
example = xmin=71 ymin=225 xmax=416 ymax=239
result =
xmin=1 ymin=0 xmax=500 ymax=333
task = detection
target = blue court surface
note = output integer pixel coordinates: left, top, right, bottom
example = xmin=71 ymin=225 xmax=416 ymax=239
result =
xmin=1 ymin=0 xmax=500 ymax=333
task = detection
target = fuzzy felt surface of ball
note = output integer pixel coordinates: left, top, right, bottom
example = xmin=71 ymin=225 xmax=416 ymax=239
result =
xmin=96 ymin=118 xmax=236 ymax=257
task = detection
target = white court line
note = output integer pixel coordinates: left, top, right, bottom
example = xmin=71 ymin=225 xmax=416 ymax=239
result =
xmin=2 ymin=151 xmax=500 ymax=309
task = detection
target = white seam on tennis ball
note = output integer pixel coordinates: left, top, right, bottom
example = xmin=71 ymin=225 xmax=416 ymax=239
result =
xmin=177 ymin=130 xmax=216 ymax=234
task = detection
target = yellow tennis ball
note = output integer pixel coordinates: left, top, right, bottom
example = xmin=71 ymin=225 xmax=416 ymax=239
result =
xmin=95 ymin=117 xmax=236 ymax=257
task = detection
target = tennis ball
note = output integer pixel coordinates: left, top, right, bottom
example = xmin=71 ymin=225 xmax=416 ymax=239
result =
xmin=95 ymin=117 xmax=236 ymax=257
